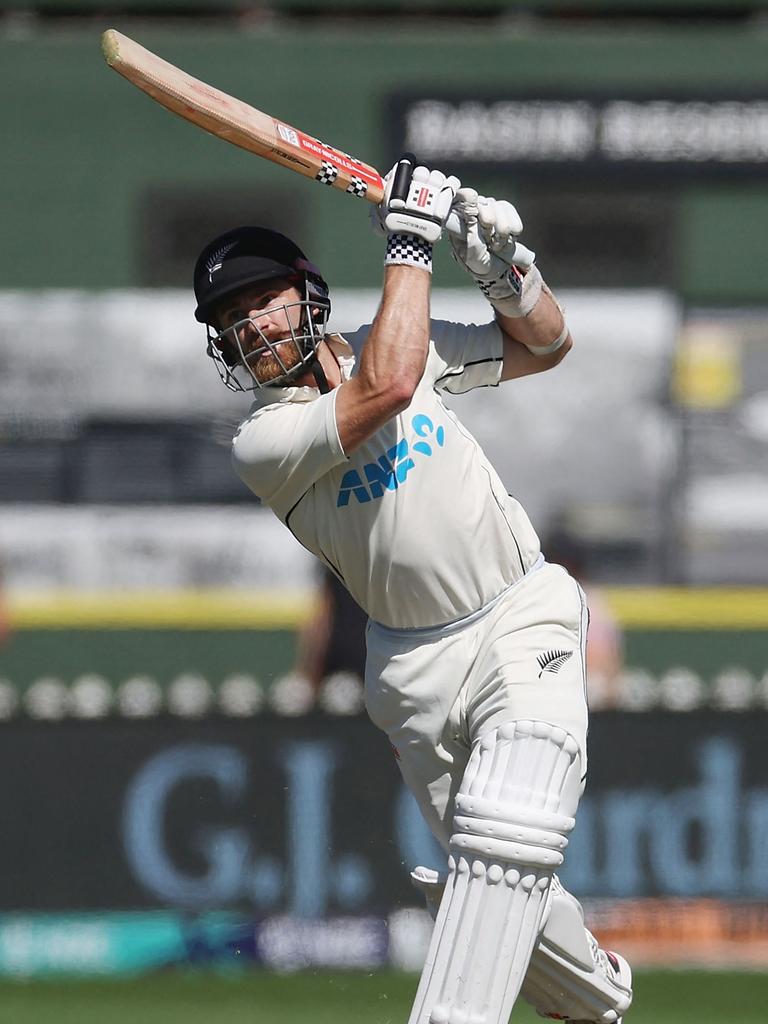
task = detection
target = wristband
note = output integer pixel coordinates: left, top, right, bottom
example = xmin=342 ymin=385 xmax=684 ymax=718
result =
xmin=384 ymin=233 xmax=433 ymax=273
xmin=524 ymin=322 xmax=569 ymax=357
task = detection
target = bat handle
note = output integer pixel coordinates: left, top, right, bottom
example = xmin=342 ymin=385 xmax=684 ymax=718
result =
xmin=389 ymin=153 xmax=416 ymax=208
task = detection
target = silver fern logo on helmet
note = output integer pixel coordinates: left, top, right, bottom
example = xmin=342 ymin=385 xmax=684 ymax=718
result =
xmin=205 ymin=242 xmax=237 ymax=282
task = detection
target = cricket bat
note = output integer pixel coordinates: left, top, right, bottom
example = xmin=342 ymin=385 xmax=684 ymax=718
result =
xmin=101 ymin=29 xmax=386 ymax=203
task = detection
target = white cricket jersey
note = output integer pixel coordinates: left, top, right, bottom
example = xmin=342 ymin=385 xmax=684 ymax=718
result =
xmin=232 ymin=319 xmax=541 ymax=629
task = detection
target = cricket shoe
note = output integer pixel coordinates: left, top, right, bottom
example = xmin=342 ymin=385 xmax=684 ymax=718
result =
xmin=522 ymin=884 xmax=633 ymax=1024
xmin=563 ymin=943 xmax=632 ymax=1023
xmin=535 ymin=942 xmax=633 ymax=1024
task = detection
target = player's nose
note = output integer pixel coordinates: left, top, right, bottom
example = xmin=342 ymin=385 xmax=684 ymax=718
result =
xmin=240 ymin=308 xmax=278 ymax=346
xmin=248 ymin=306 xmax=282 ymax=336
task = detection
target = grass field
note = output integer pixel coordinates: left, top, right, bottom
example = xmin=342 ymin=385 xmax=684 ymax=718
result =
xmin=0 ymin=970 xmax=766 ymax=1024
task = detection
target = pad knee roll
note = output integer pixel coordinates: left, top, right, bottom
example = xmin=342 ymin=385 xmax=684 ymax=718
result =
xmin=451 ymin=725 xmax=580 ymax=870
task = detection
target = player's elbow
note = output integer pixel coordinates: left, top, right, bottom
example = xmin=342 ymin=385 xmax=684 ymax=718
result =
xmin=387 ymin=375 xmax=419 ymax=411
xmin=360 ymin=367 xmax=419 ymax=412
xmin=368 ymin=384 xmax=416 ymax=421
xmin=340 ymin=372 xmax=416 ymax=426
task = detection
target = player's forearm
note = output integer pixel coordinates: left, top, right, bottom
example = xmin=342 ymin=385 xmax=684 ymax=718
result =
xmin=357 ymin=264 xmax=431 ymax=405
xmin=448 ymin=188 xmax=571 ymax=362
xmin=495 ymin=279 xmax=570 ymax=356
xmin=334 ymin=265 xmax=431 ymax=454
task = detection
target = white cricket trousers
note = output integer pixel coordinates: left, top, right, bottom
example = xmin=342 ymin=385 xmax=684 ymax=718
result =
xmin=364 ymin=559 xmax=590 ymax=852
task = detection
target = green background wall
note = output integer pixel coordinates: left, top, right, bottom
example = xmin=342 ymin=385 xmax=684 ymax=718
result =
xmin=4 ymin=23 xmax=768 ymax=299
xmin=1 ymin=625 xmax=765 ymax=695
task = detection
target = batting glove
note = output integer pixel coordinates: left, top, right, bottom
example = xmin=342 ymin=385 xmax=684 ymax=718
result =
xmin=450 ymin=187 xmax=542 ymax=317
xmin=372 ymin=155 xmax=460 ymax=272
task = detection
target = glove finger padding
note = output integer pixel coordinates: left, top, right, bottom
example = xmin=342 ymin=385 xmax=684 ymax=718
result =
xmin=449 ymin=187 xmax=496 ymax=277
xmin=451 ymin=189 xmax=528 ymax=275
xmin=450 ymin=188 xmax=541 ymax=317
xmin=478 ymin=197 xmax=524 ymax=252
xmin=453 ymin=186 xmax=480 ymax=226
xmin=451 ymin=221 xmax=495 ymax=277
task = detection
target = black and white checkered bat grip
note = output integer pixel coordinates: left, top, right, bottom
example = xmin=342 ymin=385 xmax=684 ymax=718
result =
xmin=315 ymin=163 xmax=369 ymax=198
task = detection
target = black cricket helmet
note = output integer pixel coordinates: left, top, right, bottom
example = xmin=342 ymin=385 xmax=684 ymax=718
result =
xmin=193 ymin=226 xmax=331 ymax=391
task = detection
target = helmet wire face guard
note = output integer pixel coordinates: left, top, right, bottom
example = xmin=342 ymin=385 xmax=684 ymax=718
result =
xmin=206 ymin=275 xmax=330 ymax=392
xmin=193 ymin=227 xmax=331 ymax=392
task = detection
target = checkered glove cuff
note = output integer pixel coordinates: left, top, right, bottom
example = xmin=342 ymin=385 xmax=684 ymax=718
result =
xmin=384 ymin=233 xmax=433 ymax=273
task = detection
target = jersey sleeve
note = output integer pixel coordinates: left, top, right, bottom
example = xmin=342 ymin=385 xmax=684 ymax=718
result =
xmin=231 ymin=391 xmax=347 ymax=516
xmin=427 ymin=318 xmax=504 ymax=394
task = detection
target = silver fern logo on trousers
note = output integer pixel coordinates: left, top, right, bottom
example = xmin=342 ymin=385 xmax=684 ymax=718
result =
xmin=205 ymin=242 xmax=237 ymax=281
xmin=537 ymin=650 xmax=573 ymax=677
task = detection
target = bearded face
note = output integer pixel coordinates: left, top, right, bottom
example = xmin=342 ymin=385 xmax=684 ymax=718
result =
xmin=211 ymin=277 xmax=314 ymax=388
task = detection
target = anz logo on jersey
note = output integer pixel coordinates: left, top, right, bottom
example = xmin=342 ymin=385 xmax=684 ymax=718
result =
xmin=336 ymin=413 xmax=446 ymax=507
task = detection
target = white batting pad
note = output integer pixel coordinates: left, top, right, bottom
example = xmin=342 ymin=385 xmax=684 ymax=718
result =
xmin=407 ymin=720 xmax=582 ymax=1024
xmin=522 ymin=878 xmax=633 ymax=1023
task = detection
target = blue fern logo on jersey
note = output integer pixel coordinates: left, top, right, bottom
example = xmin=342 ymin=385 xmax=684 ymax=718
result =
xmin=337 ymin=413 xmax=446 ymax=507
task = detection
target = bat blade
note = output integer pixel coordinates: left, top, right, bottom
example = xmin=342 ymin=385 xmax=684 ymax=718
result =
xmin=101 ymin=29 xmax=385 ymax=203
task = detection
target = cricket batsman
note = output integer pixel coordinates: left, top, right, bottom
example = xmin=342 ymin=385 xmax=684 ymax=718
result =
xmin=192 ymin=156 xmax=633 ymax=1024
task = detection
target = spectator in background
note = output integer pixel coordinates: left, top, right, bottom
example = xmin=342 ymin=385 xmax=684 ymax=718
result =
xmin=295 ymin=566 xmax=367 ymax=691
xmin=544 ymin=528 xmax=624 ymax=709
xmin=268 ymin=567 xmax=368 ymax=714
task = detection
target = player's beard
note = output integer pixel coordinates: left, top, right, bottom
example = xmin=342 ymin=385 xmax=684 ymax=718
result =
xmin=247 ymin=335 xmax=304 ymax=385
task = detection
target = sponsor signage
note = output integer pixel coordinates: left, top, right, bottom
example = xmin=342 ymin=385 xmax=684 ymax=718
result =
xmin=392 ymin=94 xmax=768 ymax=176
xmin=0 ymin=912 xmax=388 ymax=976
xmin=3 ymin=713 xmax=768 ymax=917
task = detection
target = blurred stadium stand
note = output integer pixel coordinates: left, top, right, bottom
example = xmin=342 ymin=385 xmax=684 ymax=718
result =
xmin=2 ymin=11 xmax=767 ymax=571
xmin=0 ymin=1 xmax=765 ymax=628
xmin=0 ymin=419 xmax=252 ymax=504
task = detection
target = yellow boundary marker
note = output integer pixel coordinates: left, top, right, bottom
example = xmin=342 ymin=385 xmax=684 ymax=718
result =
xmin=6 ymin=588 xmax=768 ymax=630
xmin=602 ymin=587 xmax=768 ymax=629
xmin=7 ymin=590 xmax=313 ymax=630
